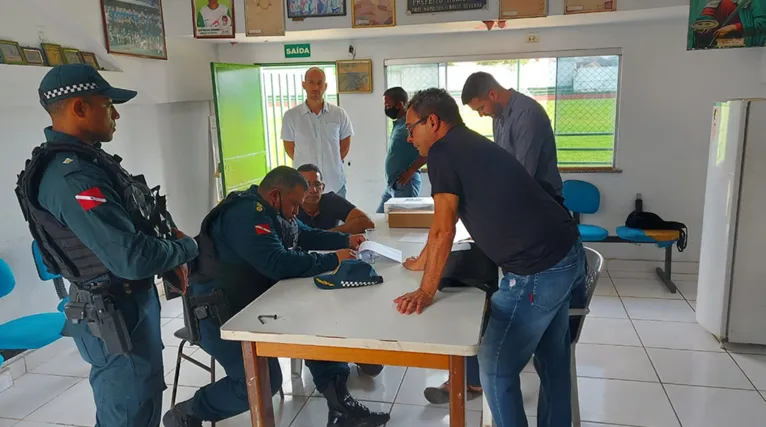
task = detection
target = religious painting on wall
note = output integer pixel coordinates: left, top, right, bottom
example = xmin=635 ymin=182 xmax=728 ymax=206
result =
xmin=193 ymin=0 xmax=236 ymax=39
xmin=499 ymin=0 xmax=546 ymax=19
xmin=564 ymin=0 xmax=615 ymax=14
xmin=352 ymin=0 xmax=395 ymax=27
xmin=288 ymin=0 xmax=347 ymax=18
xmin=244 ymin=0 xmax=286 ymax=36
xmin=688 ymin=0 xmax=766 ymax=50
xmin=100 ymin=0 xmax=168 ymax=60
xmin=407 ymin=0 xmax=486 ymax=14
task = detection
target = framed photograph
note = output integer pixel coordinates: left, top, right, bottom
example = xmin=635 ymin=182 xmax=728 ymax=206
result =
xmin=352 ymin=0 xmax=394 ymax=27
xmin=80 ymin=52 xmax=101 ymax=69
xmin=687 ymin=0 xmax=766 ymax=50
xmin=41 ymin=43 xmax=65 ymax=66
xmin=336 ymin=59 xmax=372 ymax=94
xmin=192 ymin=0 xmax=236 ymax=39
xmin=244 ymin=0 xmax=286 ymax=36
xmin=62 ymin=48 xmax=84 ymax=64
xmin=101 ymin=0 xmax=168 ymax=60
xmin=21 ymin=47 xmax=45 ymax=65
xmin=287 ymin=0 xmax=346 ymax=18
xmin=0 ymin=40 xmax=26 ymax=65
xmin=499 ymin=0 xmax=545 ymax=19
xmin=565 ymin=0 xmax=615 ymax=14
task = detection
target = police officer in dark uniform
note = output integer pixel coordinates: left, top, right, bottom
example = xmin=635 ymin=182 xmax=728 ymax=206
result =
xmin=163 ymin=166 xmax=390 ymax=427
xmin=14 ymin=64 xmax=199 ymax=427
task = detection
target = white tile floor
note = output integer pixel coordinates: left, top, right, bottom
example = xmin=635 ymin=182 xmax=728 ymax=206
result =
xmin=3 ymin=260 xmax=766 ymax=426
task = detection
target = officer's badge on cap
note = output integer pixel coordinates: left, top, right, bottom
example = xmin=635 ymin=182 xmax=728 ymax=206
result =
xmin=314 ymin=260 xmax=384 ymax=290
xmin=38 ymin=64 xmax=137 ymax=107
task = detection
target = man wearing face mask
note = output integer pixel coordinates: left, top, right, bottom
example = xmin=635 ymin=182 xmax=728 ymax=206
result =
xmin=376 ymin=87 xmax=428 ymax=213
xmin=163 ymin=166 xmax=391 ymax=427
xmin=461 ymin=72 xmax=563 ymax=204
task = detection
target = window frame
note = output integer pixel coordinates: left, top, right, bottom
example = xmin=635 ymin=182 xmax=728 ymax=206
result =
xmin=383 ymin=48 xmax=623 ymax=173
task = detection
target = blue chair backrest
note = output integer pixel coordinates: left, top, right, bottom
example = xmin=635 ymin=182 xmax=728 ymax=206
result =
xmin=563 ymin=180 xmax=601 ymax=214
xmin=0 ymin=259 xmax=16 ymax=298
xmin=32 ymin=241 xmax=61 ymax=281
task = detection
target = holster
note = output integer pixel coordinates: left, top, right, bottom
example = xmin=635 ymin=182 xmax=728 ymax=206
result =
xmin=183 ymin=288 xmax=232 ymax=344
xmin=64 ymin=285 xmax=133 ymax=355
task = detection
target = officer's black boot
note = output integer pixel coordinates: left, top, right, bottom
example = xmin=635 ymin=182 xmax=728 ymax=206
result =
xmin=162 ymin=399 xmax=203 ymax=427
xmin=322 ymin=374 xmax=390 ymax=427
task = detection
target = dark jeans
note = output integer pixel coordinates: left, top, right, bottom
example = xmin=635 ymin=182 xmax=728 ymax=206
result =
xmin=190 ymin=295 xmax=350 ymax=422
xmin=478 ymin=240 xmax=586 ymax=427
xmin=71 ymin=287 xmax=165 ymax=427
xmin=376 ymin=173 xmax=422 ymax=213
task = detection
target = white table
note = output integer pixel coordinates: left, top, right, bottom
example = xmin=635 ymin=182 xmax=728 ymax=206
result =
xmin=220 ymin=215 xmax=487 ymax=427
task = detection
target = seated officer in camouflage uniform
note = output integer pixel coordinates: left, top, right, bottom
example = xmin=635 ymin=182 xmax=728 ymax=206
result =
xmin=15 ymin=64 xmax=199 ymax=427
xmin=164 ymin=166 xmax=390 ymax=427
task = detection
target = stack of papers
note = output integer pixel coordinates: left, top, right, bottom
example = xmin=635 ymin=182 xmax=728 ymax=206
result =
xmin=383 ymin=197 xmax=434 ymax=214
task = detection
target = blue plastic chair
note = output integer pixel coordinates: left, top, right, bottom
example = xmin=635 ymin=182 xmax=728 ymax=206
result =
xmin=32 ymin=241 xmax=68 ymax=313
xmin=562 ymin=180 xmax=609 ymax=242
xmin=0 ymin=258 xmax=65 ymax=350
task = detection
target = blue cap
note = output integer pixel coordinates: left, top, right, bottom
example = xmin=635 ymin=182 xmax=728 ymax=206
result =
xmin=38 ymin=64 xmax=137 ymax=107
xmin=314 ymin=260 xmax=384 ymax=290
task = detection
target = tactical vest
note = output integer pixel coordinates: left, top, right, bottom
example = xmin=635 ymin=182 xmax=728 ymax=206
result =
xmin=192 ymin=190 xmax=296 ymax=314
xmin=15 ymin=141 xmax=173 ymax=288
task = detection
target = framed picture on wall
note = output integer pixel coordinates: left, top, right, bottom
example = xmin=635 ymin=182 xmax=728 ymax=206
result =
xmin=100 ymin=0 xmax=168 ymax=60
xmin=80 ymin=52 xmax=101 ymax=69
xmin=564 ymin=0 xmax=615 ymax=14
xmin=41 ymin=43 xmax=65 ymax=66
xmin=499 ymin=0 xmax=546 ymax=19
xmin=21 ymin=47 xmax=46 ymax=65
xmin=244 ymin=0 xmax=286 ymax=36
xmin=0 ymin=40 xmax=26 ymax=65
xmin=62 ymin=48 xmax=84 ymax=64
xmin=352 ymin=0 xmax=395 ymax=28
xmin=287 ymin=0 xmax=347 ymax=18
xmin=192 ymin=0 xmax=236 ymax=39
xmin=336 ymin=59 xmax=372 ymax=94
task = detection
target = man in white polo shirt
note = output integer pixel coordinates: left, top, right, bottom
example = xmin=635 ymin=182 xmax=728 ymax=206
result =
xmin=282 ymin=67 xmax=354 ymax=198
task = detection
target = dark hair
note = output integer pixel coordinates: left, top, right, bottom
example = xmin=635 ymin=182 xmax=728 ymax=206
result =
xmin=260 ymin=166 xmax=308 ymax=192
xmin=407 ymin=88 xmax=464 ymax=126
xmin=297 ymin=163 xmax=321 ymax=175
xmin=384 ymin=87 xmax=408 ymax=105
xmin=44 ymin=99 xmax=69 ymax=116
xmin=461 ymin=72 xmax=503 ymax=105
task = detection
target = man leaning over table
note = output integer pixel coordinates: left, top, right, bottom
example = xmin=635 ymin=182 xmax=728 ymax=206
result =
xmin=163 ymin=166 xmax=390 ymax=427
xmin=282 ymin=67 xmax=353 ymax=199
xmin=393 ymin=88 xmax=586 ymax=427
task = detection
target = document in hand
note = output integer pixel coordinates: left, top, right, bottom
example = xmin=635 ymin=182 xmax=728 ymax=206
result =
xmin=356 ymin=241 xmax=403 ymax=263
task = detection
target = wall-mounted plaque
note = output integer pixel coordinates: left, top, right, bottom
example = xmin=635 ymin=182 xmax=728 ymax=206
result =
xmin=244 ymin=0 xmax=285 ymax=36
xmin=499 ymin=0 xmax=545 ymax=19
xmin=407 ymin=0 xmax=487 ymax=14
xmin=564 ymin=0 xmax=614 ymax=14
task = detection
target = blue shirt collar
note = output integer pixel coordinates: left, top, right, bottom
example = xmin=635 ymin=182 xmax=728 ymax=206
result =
xmin=501 ymin=89 xmax=517 ymax=120
xmin=301 ymin=101 xmax=329 ymax=115
xmin=44 ymin=126 xmax=102 ymax=149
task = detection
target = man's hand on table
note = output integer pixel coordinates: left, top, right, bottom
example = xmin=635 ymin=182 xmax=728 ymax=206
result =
xmin=394 ymin=289 xmax=434 ymax=315
xmin=335 ymin=249 xmax=357 ymax=263
xmin=403 ymin=255 xmax=426 ymax=271
xmin=348 ymin=234 xmax=366 ymax=250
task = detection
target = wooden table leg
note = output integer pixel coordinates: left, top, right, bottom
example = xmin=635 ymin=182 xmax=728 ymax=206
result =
xmin=242 ymin=342 xmax=275 ymax=427
xmin=449 ymin=355 xmax=466 ymax=427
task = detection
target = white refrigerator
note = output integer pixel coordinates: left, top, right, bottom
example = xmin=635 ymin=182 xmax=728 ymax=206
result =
xmin=697 ymin=99 xmax=766 ymax=346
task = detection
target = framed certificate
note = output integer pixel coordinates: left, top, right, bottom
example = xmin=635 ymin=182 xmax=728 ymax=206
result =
xmin=244 ymin=0 xmax=285 ymax=36
xmin=499 ymin=0 xmax=546 ymax=19
xmin=565 ymin=0 xmax=615 ymax=14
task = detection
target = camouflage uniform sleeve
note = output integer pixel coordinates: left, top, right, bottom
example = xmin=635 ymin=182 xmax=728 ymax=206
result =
xmin=38 ymin=154 xmax=198 ymax=281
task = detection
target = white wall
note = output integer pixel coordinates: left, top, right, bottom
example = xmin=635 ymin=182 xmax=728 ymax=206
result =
xmin=0 ymin=0 xmax=217 ymax=323
xmin=218 ymin=16 xmax=766 ymax=263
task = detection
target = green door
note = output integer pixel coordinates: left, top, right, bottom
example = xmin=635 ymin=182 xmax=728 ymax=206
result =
xmin=211 ymin=63 xmax=269 ymax=196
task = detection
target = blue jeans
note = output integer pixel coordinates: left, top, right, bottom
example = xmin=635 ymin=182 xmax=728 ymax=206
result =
xmin=190 ymin=289 xmax=350 ymax=422
xmin=376 ymin=173 xmax=422 ymax=213
xmin=479 ymin=240 xmax=586 ymax=427
xmin=71 ymin=287 xmax=165 ymax=427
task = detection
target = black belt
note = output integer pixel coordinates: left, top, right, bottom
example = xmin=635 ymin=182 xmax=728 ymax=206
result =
xmin=77 ymin=278 xmax=153 ymax=298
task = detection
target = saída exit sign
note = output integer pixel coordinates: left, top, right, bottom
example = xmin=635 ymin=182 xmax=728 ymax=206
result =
xmin=284 ymin=44 xmax=311 ymax=59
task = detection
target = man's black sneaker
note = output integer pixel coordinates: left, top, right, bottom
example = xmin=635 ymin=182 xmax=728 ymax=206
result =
xmin=356 ymin=363 xmax=384 ymax=378
xmin=322 ymin=375 xmax=390 ymax=426
xmin=162 ymin=399 xmax=203 ymax=427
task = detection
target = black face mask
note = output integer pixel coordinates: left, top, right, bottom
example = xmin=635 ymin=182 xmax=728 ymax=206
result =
xmin=385 ymin=107 xmax=400 ymax=120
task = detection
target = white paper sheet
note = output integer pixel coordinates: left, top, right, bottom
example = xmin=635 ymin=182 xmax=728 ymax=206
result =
xmin=398 ymin=232 xmax=428 ymax=243
xmin=357 ymin=241 xmax=403 ymax=263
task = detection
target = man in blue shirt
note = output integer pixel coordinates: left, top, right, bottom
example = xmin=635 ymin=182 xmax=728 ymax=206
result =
xmin=376 ymin=87 xmax=427 ymax=213
xmin=461 ymin=72 xmax=563 ymax=202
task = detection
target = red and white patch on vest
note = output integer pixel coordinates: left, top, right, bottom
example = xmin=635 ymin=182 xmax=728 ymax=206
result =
xmin=75 ymin=187 xmax=107 ymax=211
xmin=255 ymin=223 xmax=272 ymax=235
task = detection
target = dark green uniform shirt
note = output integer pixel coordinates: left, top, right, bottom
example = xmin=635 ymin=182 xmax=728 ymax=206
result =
xmin=36 ymin=128 xmax=199 ymax=281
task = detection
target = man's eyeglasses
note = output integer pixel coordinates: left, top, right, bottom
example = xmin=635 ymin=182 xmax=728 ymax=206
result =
xmin=307 ymin=181 xmax=325 ymax=191
xmin=406 ymin=117 xmax=427 ymax=137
